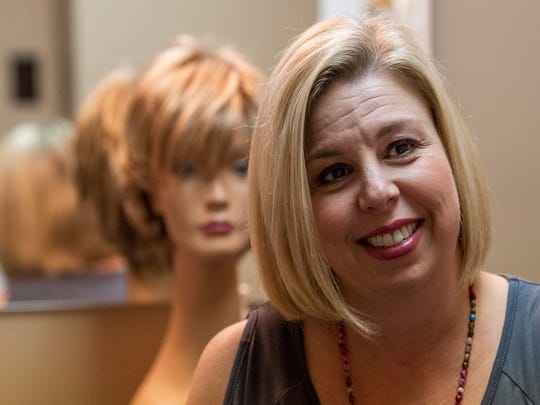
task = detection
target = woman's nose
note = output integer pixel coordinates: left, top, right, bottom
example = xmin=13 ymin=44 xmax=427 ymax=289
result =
xmin=357 ymin=165 xmax=399 ymax=212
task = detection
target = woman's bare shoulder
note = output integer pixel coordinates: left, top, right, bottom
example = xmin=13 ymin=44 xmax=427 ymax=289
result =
xmin=186 ymin=319 xmax=248 ymax=405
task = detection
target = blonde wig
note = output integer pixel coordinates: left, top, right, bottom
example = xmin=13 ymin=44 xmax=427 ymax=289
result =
xmin=0 ymin=120 xmax=118 ymax=276
xmin=73 ymin=67 xmax=156 ymax=274
xmin=249 ymin=15 xmax=491 ymax=333
xmin=121 ymin=35 xmax=262 ymax=273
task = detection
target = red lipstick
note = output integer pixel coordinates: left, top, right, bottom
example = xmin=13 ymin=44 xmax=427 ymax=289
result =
xmin=362 ymin=218 xmax=418 ymax=240
xmin=358 ymin=219 xmax=423 ymax=260
xmin=201 ymin=221 xmax=233 ymax=236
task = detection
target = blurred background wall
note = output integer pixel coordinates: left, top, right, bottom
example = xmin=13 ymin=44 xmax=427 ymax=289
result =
xmin=0 ymin=0 xmax=68 ymax=134
xmin=69 ymin=0 xmax=316 ymax=110
xmin=0 ymin=0 xmax=538 ymax=282
xmin=434 ymin=1 xmax=540 ymax=283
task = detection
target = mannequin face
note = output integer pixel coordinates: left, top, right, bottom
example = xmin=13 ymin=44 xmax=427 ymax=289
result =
xmin=152 ymin=134 xmax=250 ymax=262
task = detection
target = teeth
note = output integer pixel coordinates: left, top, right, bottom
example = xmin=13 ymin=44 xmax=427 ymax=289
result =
xmin=366 ymin=222 xmax=417 ymax=248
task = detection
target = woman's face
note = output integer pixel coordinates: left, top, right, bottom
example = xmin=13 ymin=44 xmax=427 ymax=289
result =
xmin=305 ymin=71 xmax=461 ymax=298
xmin=152 ymin=135 xmax=249 ymax=262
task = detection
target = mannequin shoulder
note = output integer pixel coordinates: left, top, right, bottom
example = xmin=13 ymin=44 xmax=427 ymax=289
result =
xmin=186 ymin=319 xmax=248 ymax=405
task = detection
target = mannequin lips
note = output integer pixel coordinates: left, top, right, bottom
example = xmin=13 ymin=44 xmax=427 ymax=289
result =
xmin=201 ymin=221 xmax=233 ymax=236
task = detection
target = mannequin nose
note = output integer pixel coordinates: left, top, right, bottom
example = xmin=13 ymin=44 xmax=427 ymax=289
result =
xmin=206 ymin=177 xmax=228 ymax=210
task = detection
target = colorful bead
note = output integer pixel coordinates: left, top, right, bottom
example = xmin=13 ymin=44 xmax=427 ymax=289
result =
xmin=338 ymin=321 xmax=356 ymax=404
xmin=454 ymin=284 xmax=476 ymax=405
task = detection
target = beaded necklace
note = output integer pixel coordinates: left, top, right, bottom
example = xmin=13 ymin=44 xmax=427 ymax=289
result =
xmin=337 ymin=285 xmax=477 ymax=404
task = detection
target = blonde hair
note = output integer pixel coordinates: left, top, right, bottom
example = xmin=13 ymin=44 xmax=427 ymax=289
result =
xmin=121 ymin=35 xmax=262 ymax=272
xmin=249 ymin=15 xmax=491 ymax=333
xmin=0 ymin=120 xmax=119 ymax=276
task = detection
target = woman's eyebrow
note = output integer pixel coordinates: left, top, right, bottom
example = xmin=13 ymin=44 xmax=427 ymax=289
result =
xmin=305 ymin=147 xmax=343 ymax=164
xmin=305 ymin=119 xmax=424 ymax=163
xmin=375 ymin=119 xmax=424 ymax=139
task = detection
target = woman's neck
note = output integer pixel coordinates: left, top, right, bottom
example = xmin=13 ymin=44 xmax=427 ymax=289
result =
xmin=305 ymin=270 xmax=484 ymax=405
xmin=341 ymin=248 xmax=466 ymax=345
xmin=364 ymin=277 xmax=466 ymax=340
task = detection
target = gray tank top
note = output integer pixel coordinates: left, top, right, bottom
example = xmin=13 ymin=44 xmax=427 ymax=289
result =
xmin=224 ymin=276 xmax=540 ymax=404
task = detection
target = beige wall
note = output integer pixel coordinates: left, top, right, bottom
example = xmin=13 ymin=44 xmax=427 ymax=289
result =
xmin=70 ymin=0 xmax=317 ymax=110
xmin=0 ymin=302 xmax=169 ymax=405
xmin=0 ymin=0 xmax=66 ymax=135
xmin=434 ymin=1 xmax=540 ymax=281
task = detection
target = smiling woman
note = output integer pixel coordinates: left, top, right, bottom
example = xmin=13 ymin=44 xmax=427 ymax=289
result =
xmin=187 ymin=14 xmax=540 ymax=405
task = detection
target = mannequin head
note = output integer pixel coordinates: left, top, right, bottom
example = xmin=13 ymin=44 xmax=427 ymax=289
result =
xmin=0 ymin=119 xmax=120 ymax=276
xmin=122 ymin=35 xmax=262 ymax=270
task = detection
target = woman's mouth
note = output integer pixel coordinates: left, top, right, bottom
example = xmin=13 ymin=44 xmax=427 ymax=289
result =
xmin=364 ymin=221 xmax=419 ymax=248
xmin=357 ymin=219 xmax=423 ymax=260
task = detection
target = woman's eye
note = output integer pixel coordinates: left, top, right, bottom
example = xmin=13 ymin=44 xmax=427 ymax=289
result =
xmin=317 ymin=163 xmax=351 ymax=186
xmin=232 ymin=161 xmax=248 ymax=177
xmin=387 ymin=139 xmax=418 ymax=158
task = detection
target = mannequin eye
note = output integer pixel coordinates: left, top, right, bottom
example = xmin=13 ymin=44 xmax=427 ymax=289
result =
xmin=178 ymin=164 xmax=196 ymax=178
xmin=232 ymin=160 xmax=248 ymax=177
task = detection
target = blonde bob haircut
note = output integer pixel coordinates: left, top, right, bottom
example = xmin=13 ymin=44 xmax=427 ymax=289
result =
xmin=122 ymin=35 xmax=262 ymax=272
xmin=249 ymin=15 xmax=491 ymax=334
